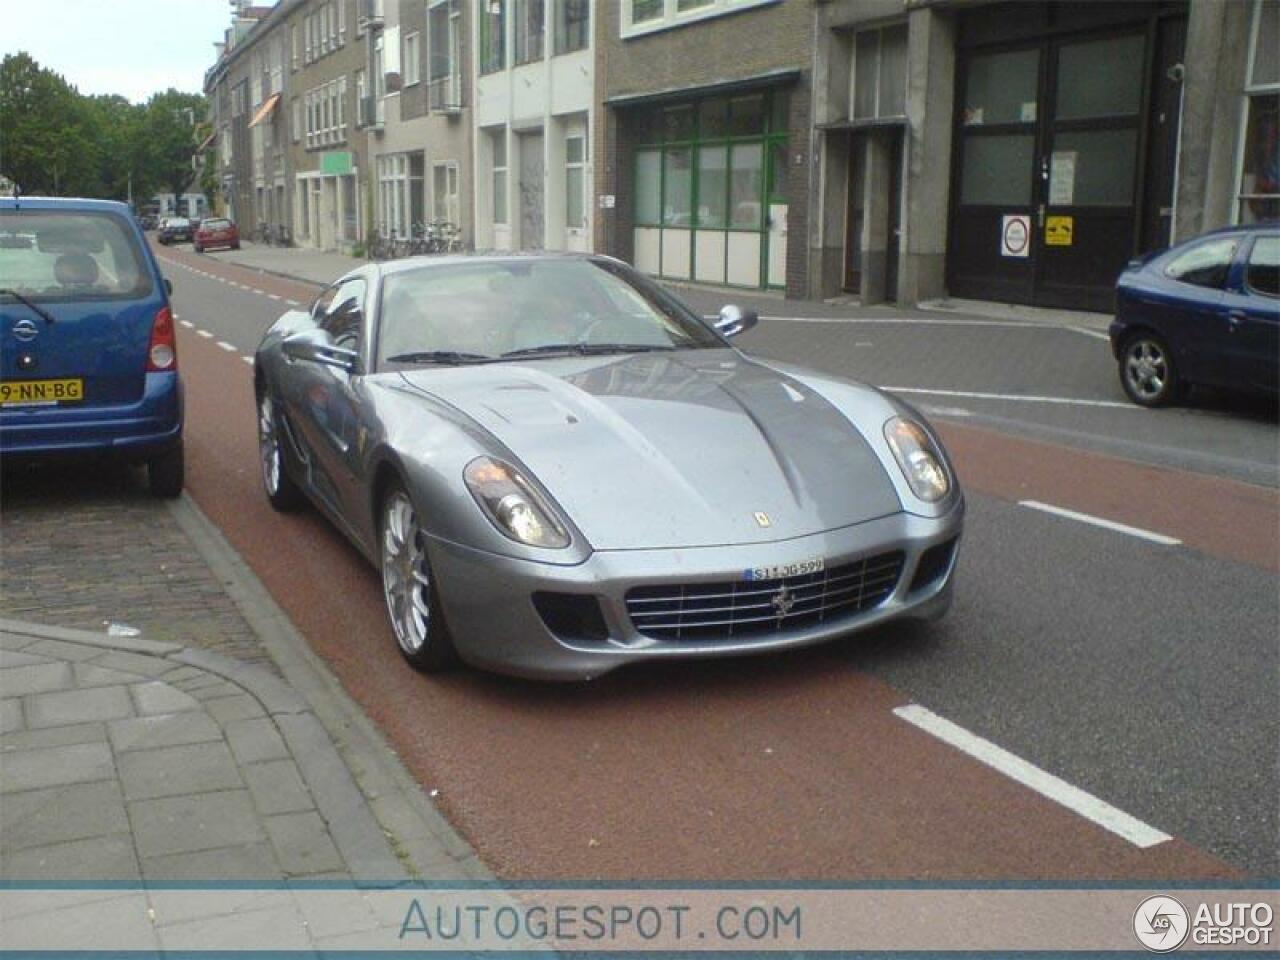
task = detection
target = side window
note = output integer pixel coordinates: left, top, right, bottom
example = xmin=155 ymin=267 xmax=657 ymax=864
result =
xmin=1246 ymin=236 xmax=1280 ymax=298
xmin=322 ymin=277 xmax=366 ymax=350
xmin=311 ymin=284 xmax=338 ymax=320
xmin=1164 ymin=237 xmax=1240 ymax=290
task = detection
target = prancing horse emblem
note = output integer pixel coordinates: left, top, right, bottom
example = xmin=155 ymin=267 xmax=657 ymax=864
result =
xmin=771 ymin=584 xmax=795 ymax=618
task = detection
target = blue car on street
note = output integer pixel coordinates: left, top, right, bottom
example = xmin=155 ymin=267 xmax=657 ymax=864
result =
xmin=0 ymin=196 xmax=184 ymax=496
xmin=1111 ymin=222 xmax=1279 ymax=407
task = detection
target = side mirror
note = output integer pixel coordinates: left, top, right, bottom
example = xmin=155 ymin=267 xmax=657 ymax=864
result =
xmin=713 ymin=304 xmax=759 ymax=339
xmin=283 ymin=330 xmax=358 ymax=374
xmin=163 ymin=277 xmax=173 ymax=296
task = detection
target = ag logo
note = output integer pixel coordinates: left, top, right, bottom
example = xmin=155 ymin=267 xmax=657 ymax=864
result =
xmin=1134 ymin=895 xmax=1190 ymax=952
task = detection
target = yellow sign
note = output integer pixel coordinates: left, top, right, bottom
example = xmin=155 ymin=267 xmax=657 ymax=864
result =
xmin=1045 ymin=215 xmax=1074 ymax=246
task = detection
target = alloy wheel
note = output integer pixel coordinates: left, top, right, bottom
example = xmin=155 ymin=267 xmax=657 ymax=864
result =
xmin=1124 ymin=338 xmax=1169 ymax=402
xmin=381 ymin=492 xmax=433 ymax=656
xmin=258 ymin=393 xmax=282 ymax=495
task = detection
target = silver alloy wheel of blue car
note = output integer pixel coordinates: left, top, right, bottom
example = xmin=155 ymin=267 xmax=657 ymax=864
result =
xmin=381 ymin=491 xmax=432 ymax=656
xmin=1124 ymin=336 xmax=1171 ymax=403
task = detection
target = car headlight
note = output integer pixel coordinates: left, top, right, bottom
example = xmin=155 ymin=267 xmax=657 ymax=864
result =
xmin=883 ymin=417 xmax=951 ymax=502
xmin=464 ymin=456 xmax=570 ymax=549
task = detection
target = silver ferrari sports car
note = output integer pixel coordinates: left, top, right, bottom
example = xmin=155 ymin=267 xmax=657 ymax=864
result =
xmin=253 ymin=255 xmax=963 ymax=680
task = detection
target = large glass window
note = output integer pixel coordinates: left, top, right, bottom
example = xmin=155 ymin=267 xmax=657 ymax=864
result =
xmin=960 ymin=135 xmax=1035 ymax=205
xmin=491 ymin=131 xmax=508 ymax=225
xmin=428 ymin=0 xmax=461 ymax=110
xmin=514 ymin=0 xmax=545 ymax=64
xmin=554 ymin=0 xmax=589 ymax=54
xmin=963 ymin=48 xmax=1039 ymax=126
xmin=1055 ymin=35 xmax=1144 ymax=120
xmin=481 ymin=0 xmax=506 ymax=74
xmin=0 ymin=211 xmax=151 ymax=300
xmin=631 ymin=0 xmax=663 ymax=24
xmin=696 ymin=146 xmax=728 ymax=228
xmin=433 ymin=163 xmax=459 ymax=223
xmin=729 ymin=142 xmax=763 ymax=229
xmin=635 ymin=149 xmax=661 ymax=225
xmin=566 ymin=135 xmax=586 ymax=228
xmin=852 ymin=24 xmax=907 ymax=120
xmin=1238 ymin=0 xmax=1280 ymax=223
xmin=663 ymin=148 xmax=693 ymax=226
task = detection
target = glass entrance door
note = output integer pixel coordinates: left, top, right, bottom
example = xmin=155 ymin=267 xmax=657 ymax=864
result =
xmin=949 ymin=28 xmax=1151 ymax=311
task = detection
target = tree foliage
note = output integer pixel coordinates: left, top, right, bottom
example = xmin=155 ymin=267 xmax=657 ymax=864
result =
xmin=0 ymin=52 xmax=210 ymax=207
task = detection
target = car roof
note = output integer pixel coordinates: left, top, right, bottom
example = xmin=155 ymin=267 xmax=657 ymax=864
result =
xmin=0 ymin=196 xmax=132 ymax=215
xmin=1196 ymin=220 xmax=1279 ymax=238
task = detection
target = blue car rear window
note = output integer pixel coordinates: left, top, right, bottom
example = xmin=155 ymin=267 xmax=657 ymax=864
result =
xmin=0 ymin=210 xmax=153 ymax=302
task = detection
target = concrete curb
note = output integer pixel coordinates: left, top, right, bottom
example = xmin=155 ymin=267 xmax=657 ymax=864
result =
xmin=165 ymin=493 xmax=492 ymax=882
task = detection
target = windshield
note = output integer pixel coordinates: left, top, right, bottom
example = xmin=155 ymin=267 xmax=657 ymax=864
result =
xmin=376 ymin=258 xmax=722 ymax=366
xmin=0 ymin=210 xmax=153 ymax=302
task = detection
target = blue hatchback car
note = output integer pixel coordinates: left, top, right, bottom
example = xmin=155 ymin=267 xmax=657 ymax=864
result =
xmin=0 ymin=197 xmax=184 ymax=496
xmin=1110 ymin=222 xmax=1279 ymax=407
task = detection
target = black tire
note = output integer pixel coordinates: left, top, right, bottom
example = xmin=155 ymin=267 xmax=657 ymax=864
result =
xmin=232 ymin=242 xmax=241 ymax=250
xmin=193 ymin=244 xmax=203 ymax=254
xmin=147 ymin=442 xmax=184 ymax=498
xmin=379 ymin=484 xmax=459 ymax=672
xmin=1119 ymin=331 xmax=1187 ymax=407
xmin=257 ymin=391 xmax=302 ymax=511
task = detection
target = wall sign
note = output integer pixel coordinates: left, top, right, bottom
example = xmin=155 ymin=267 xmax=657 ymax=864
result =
xmin=1049 ymin=151 xmax=1077 ymax=206
xmin=598 ymin=194 xmax=616 ymax=209
xmin=1000 ymin=215 xmax=1031 ymax=258
xmin=1045 ymin=215 xmax=1074 ymax=246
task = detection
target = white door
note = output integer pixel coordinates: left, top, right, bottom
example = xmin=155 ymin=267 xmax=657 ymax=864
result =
xmin=767 ymin=204 xmax=787 ymax=288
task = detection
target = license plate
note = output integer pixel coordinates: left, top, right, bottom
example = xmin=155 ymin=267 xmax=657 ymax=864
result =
xmin=744 ymin=556 xmax=825 ymax=581
xmin=0 ymin=378 xmax=84 ymax=406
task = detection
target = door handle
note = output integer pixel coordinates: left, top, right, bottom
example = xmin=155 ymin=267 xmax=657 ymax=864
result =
xmin=1228 ymin=310 xmax=1246 ymax=331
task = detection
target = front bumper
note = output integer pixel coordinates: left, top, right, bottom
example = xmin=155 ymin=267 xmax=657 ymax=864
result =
xmin=428 ymin=502 xmax=964 ymax=680
xmin=0 ymin=372 xmax=183 ymax=461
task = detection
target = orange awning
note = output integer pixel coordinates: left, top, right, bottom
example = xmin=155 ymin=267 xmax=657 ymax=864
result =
xmin=248 ymin=92 xmax=281 ymax=128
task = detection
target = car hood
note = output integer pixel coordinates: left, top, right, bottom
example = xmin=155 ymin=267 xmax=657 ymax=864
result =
xmin=397 ymin=349 xmax=902 ymax=550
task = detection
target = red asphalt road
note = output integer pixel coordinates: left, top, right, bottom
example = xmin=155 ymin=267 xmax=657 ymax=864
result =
xmin=158 ymin=247 xmax=1270 ymax=882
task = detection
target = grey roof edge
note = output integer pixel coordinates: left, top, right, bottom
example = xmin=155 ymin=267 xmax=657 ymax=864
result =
xmin=604 ymin=68 xmax=803 ymax=108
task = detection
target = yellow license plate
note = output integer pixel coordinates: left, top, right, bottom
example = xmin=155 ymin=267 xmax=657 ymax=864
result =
xmin=0 ymin=378 xmax=84 ymax=406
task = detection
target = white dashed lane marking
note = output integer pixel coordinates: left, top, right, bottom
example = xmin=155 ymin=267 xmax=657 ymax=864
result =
xmin=242 ymin=356 xmax=255 ymax=366
xmin=179 ymin=320 xmax=194 ymax=329
xmin=217 ymin=341 xmax=237 ymax=352
xmin=1018 ymin=500 xmax=1182 ymax=546
xmin=197 ymin=330 xmax=213 ymax=339
xmin=894 ymin=704 xmax=1171 ymax=848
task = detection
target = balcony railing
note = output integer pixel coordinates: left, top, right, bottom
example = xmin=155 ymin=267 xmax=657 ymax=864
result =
xmin=427 ymin=74 xmax=462 ymax=114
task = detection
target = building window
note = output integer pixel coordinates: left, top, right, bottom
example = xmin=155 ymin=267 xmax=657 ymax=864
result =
xmin=404 ymin=31 xmax=421 ymax=85
xmin=429 ymin=0 xmax=462 ymax=109
xmin=623 ymin=0 xmax=774 ymax=36
xmin=481 ymin=0 xmax=506 ymax=74
xmin=851 ymin=24 xmax=907 ymax=121
xmin=1237 ymin=0 xmax=1280 ymax=223
xmin=291 ymin=24 xmax=299 ymax=69
xmin=554 ymin=0 xmax=589 ymax=54
xmin=337 ymin=0 xmax=346 ymax=43
xmin=291 ymin=98 xmax=301 ymax=142
xmin=355 ymin=69 xmax=367 ymax=126
xmin=433 ymin=162 xmax=460 ymax=223
xmin=514 ymin=0 xmax=545 ymax=64
xmin=491 ymin=130 xmax=508 ymax=224
xmin=378 ymin=154 xmax=410 ymax=237
xmin=566 ymin=134 xmax=585 ymax=228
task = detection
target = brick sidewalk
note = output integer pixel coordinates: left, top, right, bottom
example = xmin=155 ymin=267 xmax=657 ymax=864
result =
xmin=0 ymin=459 xmax=485 ymax=915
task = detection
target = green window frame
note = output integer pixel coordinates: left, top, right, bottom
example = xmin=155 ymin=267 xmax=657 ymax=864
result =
xmin=631 ymin=90 xmax=788 ymax=233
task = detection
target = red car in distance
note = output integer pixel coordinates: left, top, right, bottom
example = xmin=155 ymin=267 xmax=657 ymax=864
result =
xmin=193 ymin=218 xmax=240 ymax=253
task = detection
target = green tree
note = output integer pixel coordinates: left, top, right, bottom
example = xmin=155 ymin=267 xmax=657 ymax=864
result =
xmin=0 ymin=53 xmax=100 ymax=196
xmin=136 ymin=89 xmax=208 ymax=207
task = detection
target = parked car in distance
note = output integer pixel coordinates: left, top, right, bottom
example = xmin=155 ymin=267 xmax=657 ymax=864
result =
xmin=136 ymin=212 xmax=158 ymax=231
xmin=0 ymin=196 xmax=184 ymax=497
xmin=1111 ymin=222 xmax=1279 ymax=407
xmin=156 ymin=216 xmax=193 ymax=245
xmin=253 ymin=255 xmax=963 ymax=680
xmin=194 ymin=218 xmax=240 ymax=253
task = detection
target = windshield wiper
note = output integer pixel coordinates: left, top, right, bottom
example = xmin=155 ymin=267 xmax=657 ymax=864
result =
xmin=500 ymin=342 xmax=676 ymax=359
xmin=386 ymin=350 xmax=494 ymax=365
xmin=0 ymin=289 xmax=55 ymax=325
